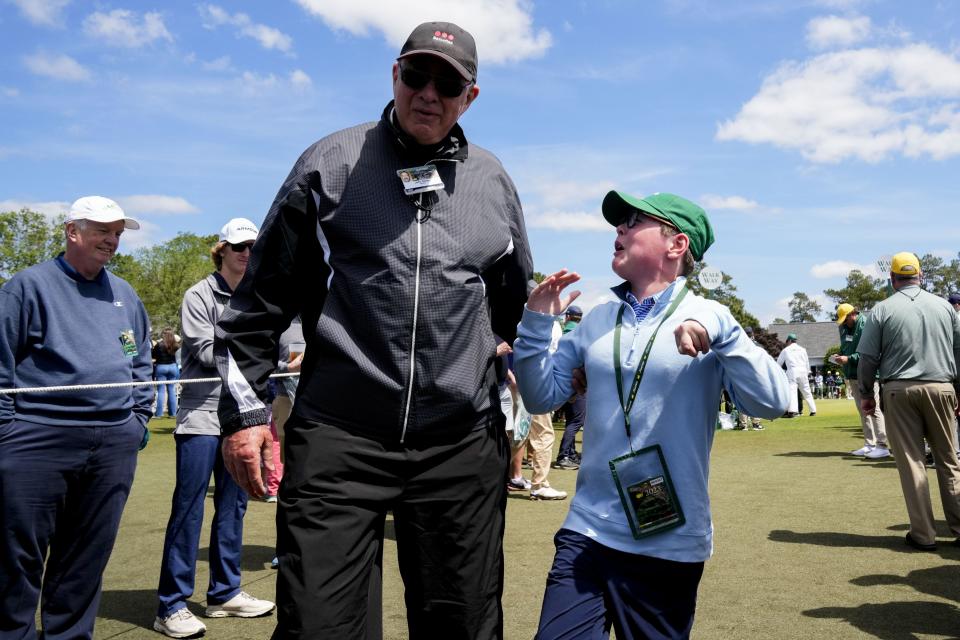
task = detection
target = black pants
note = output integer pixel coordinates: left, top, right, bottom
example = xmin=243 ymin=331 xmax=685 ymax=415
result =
xmin=273 ymin=417 xmax=509 ymax=640
xmin=558 ymin=395 xmax=586 ymax=460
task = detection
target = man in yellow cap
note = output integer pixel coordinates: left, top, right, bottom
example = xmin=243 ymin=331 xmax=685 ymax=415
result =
xmin=857 ymin=252 xmax=960 ymax=551
xmin=835 ymin=303 xmax=888 ymax=458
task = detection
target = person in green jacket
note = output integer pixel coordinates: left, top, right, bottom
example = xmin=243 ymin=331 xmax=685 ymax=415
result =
xmin=835 ymin=303 xmax=889 ymax=458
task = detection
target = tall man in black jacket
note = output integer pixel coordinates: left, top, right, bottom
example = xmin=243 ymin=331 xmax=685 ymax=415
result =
xmin=215 ymin=21 xmax=533 ymax=640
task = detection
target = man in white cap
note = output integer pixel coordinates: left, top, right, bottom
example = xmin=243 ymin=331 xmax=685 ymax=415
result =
xmin=154 ymin=218 xmax=275 ymax=638
xmin=0 ymin=196 xmax=153 ymax=639
xmin=858 ymin=251 xmax=960 ymax=551
xmin=215 ymin=20 xmax=532 ymax=640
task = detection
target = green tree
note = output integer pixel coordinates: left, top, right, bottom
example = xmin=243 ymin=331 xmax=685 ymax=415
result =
xmin=822 ymin=344 xmax=842 ymax=377
xmin=531 ymin=271 xmax=546 ymax=284
xmin=111 ymin=232 xmax=218 ymax=332
xmin=919 ymin=252 xmax=960 ymax=297
xmin=788 ymin=291 xmax=821 ymax=322
xmin=687 ymin=263 xmax=760 ymax=328
xmin=0 ymin=209 xmax=65 ymax=285
xmin=771 ymin=317 xmax=787 ymax=325
xmin=823 ymin=269 xmax=887 ymax=312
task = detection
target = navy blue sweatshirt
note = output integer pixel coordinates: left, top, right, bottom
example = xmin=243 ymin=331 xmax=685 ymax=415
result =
xmin=0 ymin=255 xmax=153 ymax=426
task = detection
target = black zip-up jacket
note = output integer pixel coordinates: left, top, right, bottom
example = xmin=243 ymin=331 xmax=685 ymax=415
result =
xmin=215 ymin=103 xmax=533 ymax=440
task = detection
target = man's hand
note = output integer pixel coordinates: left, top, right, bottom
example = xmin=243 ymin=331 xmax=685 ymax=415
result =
xmin=496 ymin=342 xmax=513 ymax=358
xmin=674 ymin=320 xmax=711 ymax=357
xmin=836 ymin=355 xmax=849 ymax=365
xmin=288 ymin=353 xmax=304 ymax=373
xmin=860 ymin=397 xmax=876 ymax=416
xmin=571 ymin=367 xmax=587 ymax=396
xmin=222 ymin=425 xmax=274 ymax=498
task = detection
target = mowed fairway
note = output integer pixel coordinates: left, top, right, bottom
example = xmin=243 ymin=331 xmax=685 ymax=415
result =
xmin=88 ymin=398 xmax=960 ymax=639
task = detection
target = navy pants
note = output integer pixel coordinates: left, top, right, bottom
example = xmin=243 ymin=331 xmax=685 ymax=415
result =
xmin=0 ymin=417 xmax=142 ymax=640
xmin=274 ymin=418 xmax=509 ymax=640
xmin=536 ymin=529 xmax=704 ymax=640
xmin=558 ymin=395 xmax=586 ymax=460
xmin=156 ymin=433 xmax=248 ymax=617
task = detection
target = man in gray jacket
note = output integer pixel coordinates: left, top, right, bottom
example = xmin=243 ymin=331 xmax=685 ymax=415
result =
xmin=216 ymin=21 xmax=533 ymax=640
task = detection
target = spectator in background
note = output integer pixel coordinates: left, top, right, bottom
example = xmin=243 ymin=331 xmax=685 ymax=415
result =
xmin=555 ymin=305 xmax=586 ymax=469
xmin=0 ymin=196 xmax=152 ymax=639
xmin=835 ymin=303 xmax=888 ymax=459
xmin=858 ymin=252 xmax=960 ymax=551
xmin=154 ymin=218 xmax=274 ymax=638
xmin=814 ymin=371 xmax=825 ymax=398
xmin=777 ymin=333 xmax=816 ymax=417
xmin=153 ymin=326 xmax=181 ymax=418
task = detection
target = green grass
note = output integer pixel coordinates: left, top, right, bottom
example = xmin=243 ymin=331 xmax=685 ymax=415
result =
xmin=88 ymin=399 xmax=960 ymax=639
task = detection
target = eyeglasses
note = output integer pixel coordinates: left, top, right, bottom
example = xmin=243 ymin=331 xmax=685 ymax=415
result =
xmin=399 ymin=64 xmax=471 ymax=98
xmin=227 ymin=242 xmax=253 ymax=253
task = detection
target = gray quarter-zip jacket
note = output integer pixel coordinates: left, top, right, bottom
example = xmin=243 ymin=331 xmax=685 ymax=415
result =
xmin=215 ymin=103 xmax=533 ymax=440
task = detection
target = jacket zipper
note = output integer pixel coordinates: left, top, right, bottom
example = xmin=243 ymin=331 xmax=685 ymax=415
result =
xmin=400 ymin=204 xmax=426 ymax=444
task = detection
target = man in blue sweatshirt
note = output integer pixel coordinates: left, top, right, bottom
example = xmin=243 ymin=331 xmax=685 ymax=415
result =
xmin=514 ymin=191 xmax=790 ymax=640
xmin=0 ymin=196 xmax=153 ymax=639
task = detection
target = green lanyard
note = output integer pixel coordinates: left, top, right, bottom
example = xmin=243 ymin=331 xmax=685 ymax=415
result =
xmin=613 ymin=284 xmax=688 ymax=450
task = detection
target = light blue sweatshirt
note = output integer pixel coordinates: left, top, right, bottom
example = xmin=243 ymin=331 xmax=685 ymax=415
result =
xmin=514 ymin=278 xmax=790 ymax=562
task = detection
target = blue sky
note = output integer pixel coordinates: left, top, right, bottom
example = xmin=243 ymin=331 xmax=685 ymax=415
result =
xmin=2 ymin=0 xmax=959 ymax=323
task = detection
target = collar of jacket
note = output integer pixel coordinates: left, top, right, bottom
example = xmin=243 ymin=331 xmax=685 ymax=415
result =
xmin=381 ymin=101 xmax=469 ymax=165
xmin=209 ymin=271 xmax=233 ymax=296
xmin=610 ymin=277 xmax=686 ymax=312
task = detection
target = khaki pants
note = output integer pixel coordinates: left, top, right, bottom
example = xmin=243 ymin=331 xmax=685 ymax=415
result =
xmin=882 ymin=380 xmax=960 ymax=545
xmin=519 ymin=413 xmax=555 ymax=490
xmin=850 ymin=381 xmax=886 ymax=447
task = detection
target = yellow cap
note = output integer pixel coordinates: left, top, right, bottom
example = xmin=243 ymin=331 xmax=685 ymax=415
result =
xmin=890 ymin=252 xmax=920 ymax=276
xmin=836 ymin=303 xmax=855 ymax=325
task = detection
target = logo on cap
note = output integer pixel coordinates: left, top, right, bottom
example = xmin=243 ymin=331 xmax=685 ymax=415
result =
xmin=432 ymin=31 xmax=455 ymax=45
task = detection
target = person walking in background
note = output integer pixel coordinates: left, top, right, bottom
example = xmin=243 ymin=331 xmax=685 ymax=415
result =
xmin=555 ymin=306 xmax=586 ymax=469
xmin=857 ymin=252 xmax=960 ymax=552
xmin=777 ymin=333 xmax=817 ymax=417
xmin=0 ymin=196 xmax=152 ymax=639
xmin=153 ymin=327 xmax=181 ymax=419
xmin=834 ymin=303 xmax=889 ymax=459
xmin=154 ymin=218 xmax=275 ymax=638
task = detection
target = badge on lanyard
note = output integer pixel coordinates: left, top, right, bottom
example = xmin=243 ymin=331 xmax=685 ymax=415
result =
xmin=397 ymin=165 xmax=445 ymax=196
xmin=118 ymin=329 xmax=138 ymax=358
xmin=610 ymin=444 xmax=685 ymax=539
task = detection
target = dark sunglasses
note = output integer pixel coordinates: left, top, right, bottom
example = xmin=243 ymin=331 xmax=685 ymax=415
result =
xmin=399 ymin=64 xmax=470 ymax=98
xmin=227 ymin=242 xmax=253 ymax=253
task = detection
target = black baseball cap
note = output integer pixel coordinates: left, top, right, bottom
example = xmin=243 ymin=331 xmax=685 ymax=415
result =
xmin=398 ymin=21 xmax=477 ymax=82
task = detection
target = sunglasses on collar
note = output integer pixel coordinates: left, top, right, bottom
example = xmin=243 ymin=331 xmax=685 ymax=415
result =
xmin=399 ymin=63 xmax=471 ymax=99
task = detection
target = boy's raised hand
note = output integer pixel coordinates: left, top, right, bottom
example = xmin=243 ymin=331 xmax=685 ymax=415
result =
xmin=527 ymin=269 xmax=581 ymax=316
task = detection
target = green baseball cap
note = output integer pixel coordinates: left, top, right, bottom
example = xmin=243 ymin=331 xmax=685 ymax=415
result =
xmin=602 ymin=190 xmax=715 ymax=261
xmin=787 ymin=333 xmax=798 ymax=341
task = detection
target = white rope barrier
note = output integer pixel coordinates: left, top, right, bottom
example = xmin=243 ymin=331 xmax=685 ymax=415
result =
xmin=0 ymin=372 xmax=299 ymax=395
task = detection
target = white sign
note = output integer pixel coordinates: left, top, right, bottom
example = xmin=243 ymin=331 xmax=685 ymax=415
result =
xmin=698 ymin=267 xmax=723 ymax=290
xmin=877 ymin=255 xmax=892 ymax=275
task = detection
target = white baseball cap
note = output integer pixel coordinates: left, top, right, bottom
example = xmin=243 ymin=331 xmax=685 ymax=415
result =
xmin=219 ymin=217 xmax=259 ymax=244
xmin=66 ymin=196 xmax=140 ymax=230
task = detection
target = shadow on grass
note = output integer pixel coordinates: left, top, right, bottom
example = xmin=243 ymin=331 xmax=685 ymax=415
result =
xmin=776 ymin=451 xmax=857 ymax=458
xmin=198 ymin=544 xmax=276 ymax=571
xmin=98 ymin=588 xmax=161 ymax=629
xmin=852 ymin=565 xmax=960 ymax=604
xmin=770 ymin=529 xmax=960 ymax=559
xmin=805 ymin=600 xmax=960 ymax=639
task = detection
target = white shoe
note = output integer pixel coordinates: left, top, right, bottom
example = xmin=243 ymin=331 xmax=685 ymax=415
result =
xmin=865 ymin=446 xmax=890 ymax=459
xmin=205 ymin=591 xmax=275 ymax=618
xmin=154 ymin=608 xmax=207 ymax=638
xmin=850 ymin=445 xmax=872 ymax=456
xmin=530 ymin=486 xmax=567 ymax=501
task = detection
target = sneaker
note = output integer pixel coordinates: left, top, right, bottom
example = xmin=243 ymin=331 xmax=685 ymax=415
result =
xmin=521 ymin=459 xmax=532 ymax=469
xmin=556 ymin=457 xmax=580 ymax=470
xmin=850 ymin=445 xmax=872 ymax=456
xmin=751 ymin=423 xmax=764 ymax=430
xmin=809 ymin=412 xmax=816 ymax=417
xmin=925 ymin=452 xmax=935 ymax=467
xmin=507 ymin=477 xmax=531 ymax=492
xmin=205 ymin=591 xmax=275 ymax=618
xmin=530 ymin=486 xmax=567 ymax=501
xmin=263 ymin=495 xmax=278 ymax=503
xmin=154 ymin=608 xmax=207 ymax=638
xmin=865 ymin=447 xmax=890 ymax=459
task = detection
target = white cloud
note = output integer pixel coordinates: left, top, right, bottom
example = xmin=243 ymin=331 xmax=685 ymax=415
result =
xmin=114 ymin=195 xmax=199 ymax=215
xmin=82 ymin=9 xmax=173 ymax=48
xmin=292 ymin=0 xmax=551 ymax=64
xmin=199 ymin=4 xmax=293 ymax=52
xmin=9 ymin=0 xmax=70 ymax=27
xmin=23 ymin=52 xmax=91 ymax=82
xmin=119 ymin=218 xmax=162 ymax=251
xmin=699 ymin=194 xmax=760 ymax=211
xmin=0 ymin=199 xmax=70 ymax=219
xmin=1 ymin=86 xmax=20 ymax=98
xmin=810 ymin=260 xmax=881 ymax=278
xmin=525 ymin=210 xmax=608 ymax=232
xmin=202 ymin=56 xmax=233 ymax=72
xmin=717 ymin=43 xmax=960 ymax=163
xmin=290 ymin=69 xmax=312 ymax=91
xmin=806 ymin=15 xmax=871 ymax=50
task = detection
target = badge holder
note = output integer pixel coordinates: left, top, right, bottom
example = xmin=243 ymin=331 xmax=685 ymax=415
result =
xmin=609 ymin=444 xmax=684 ymax=540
